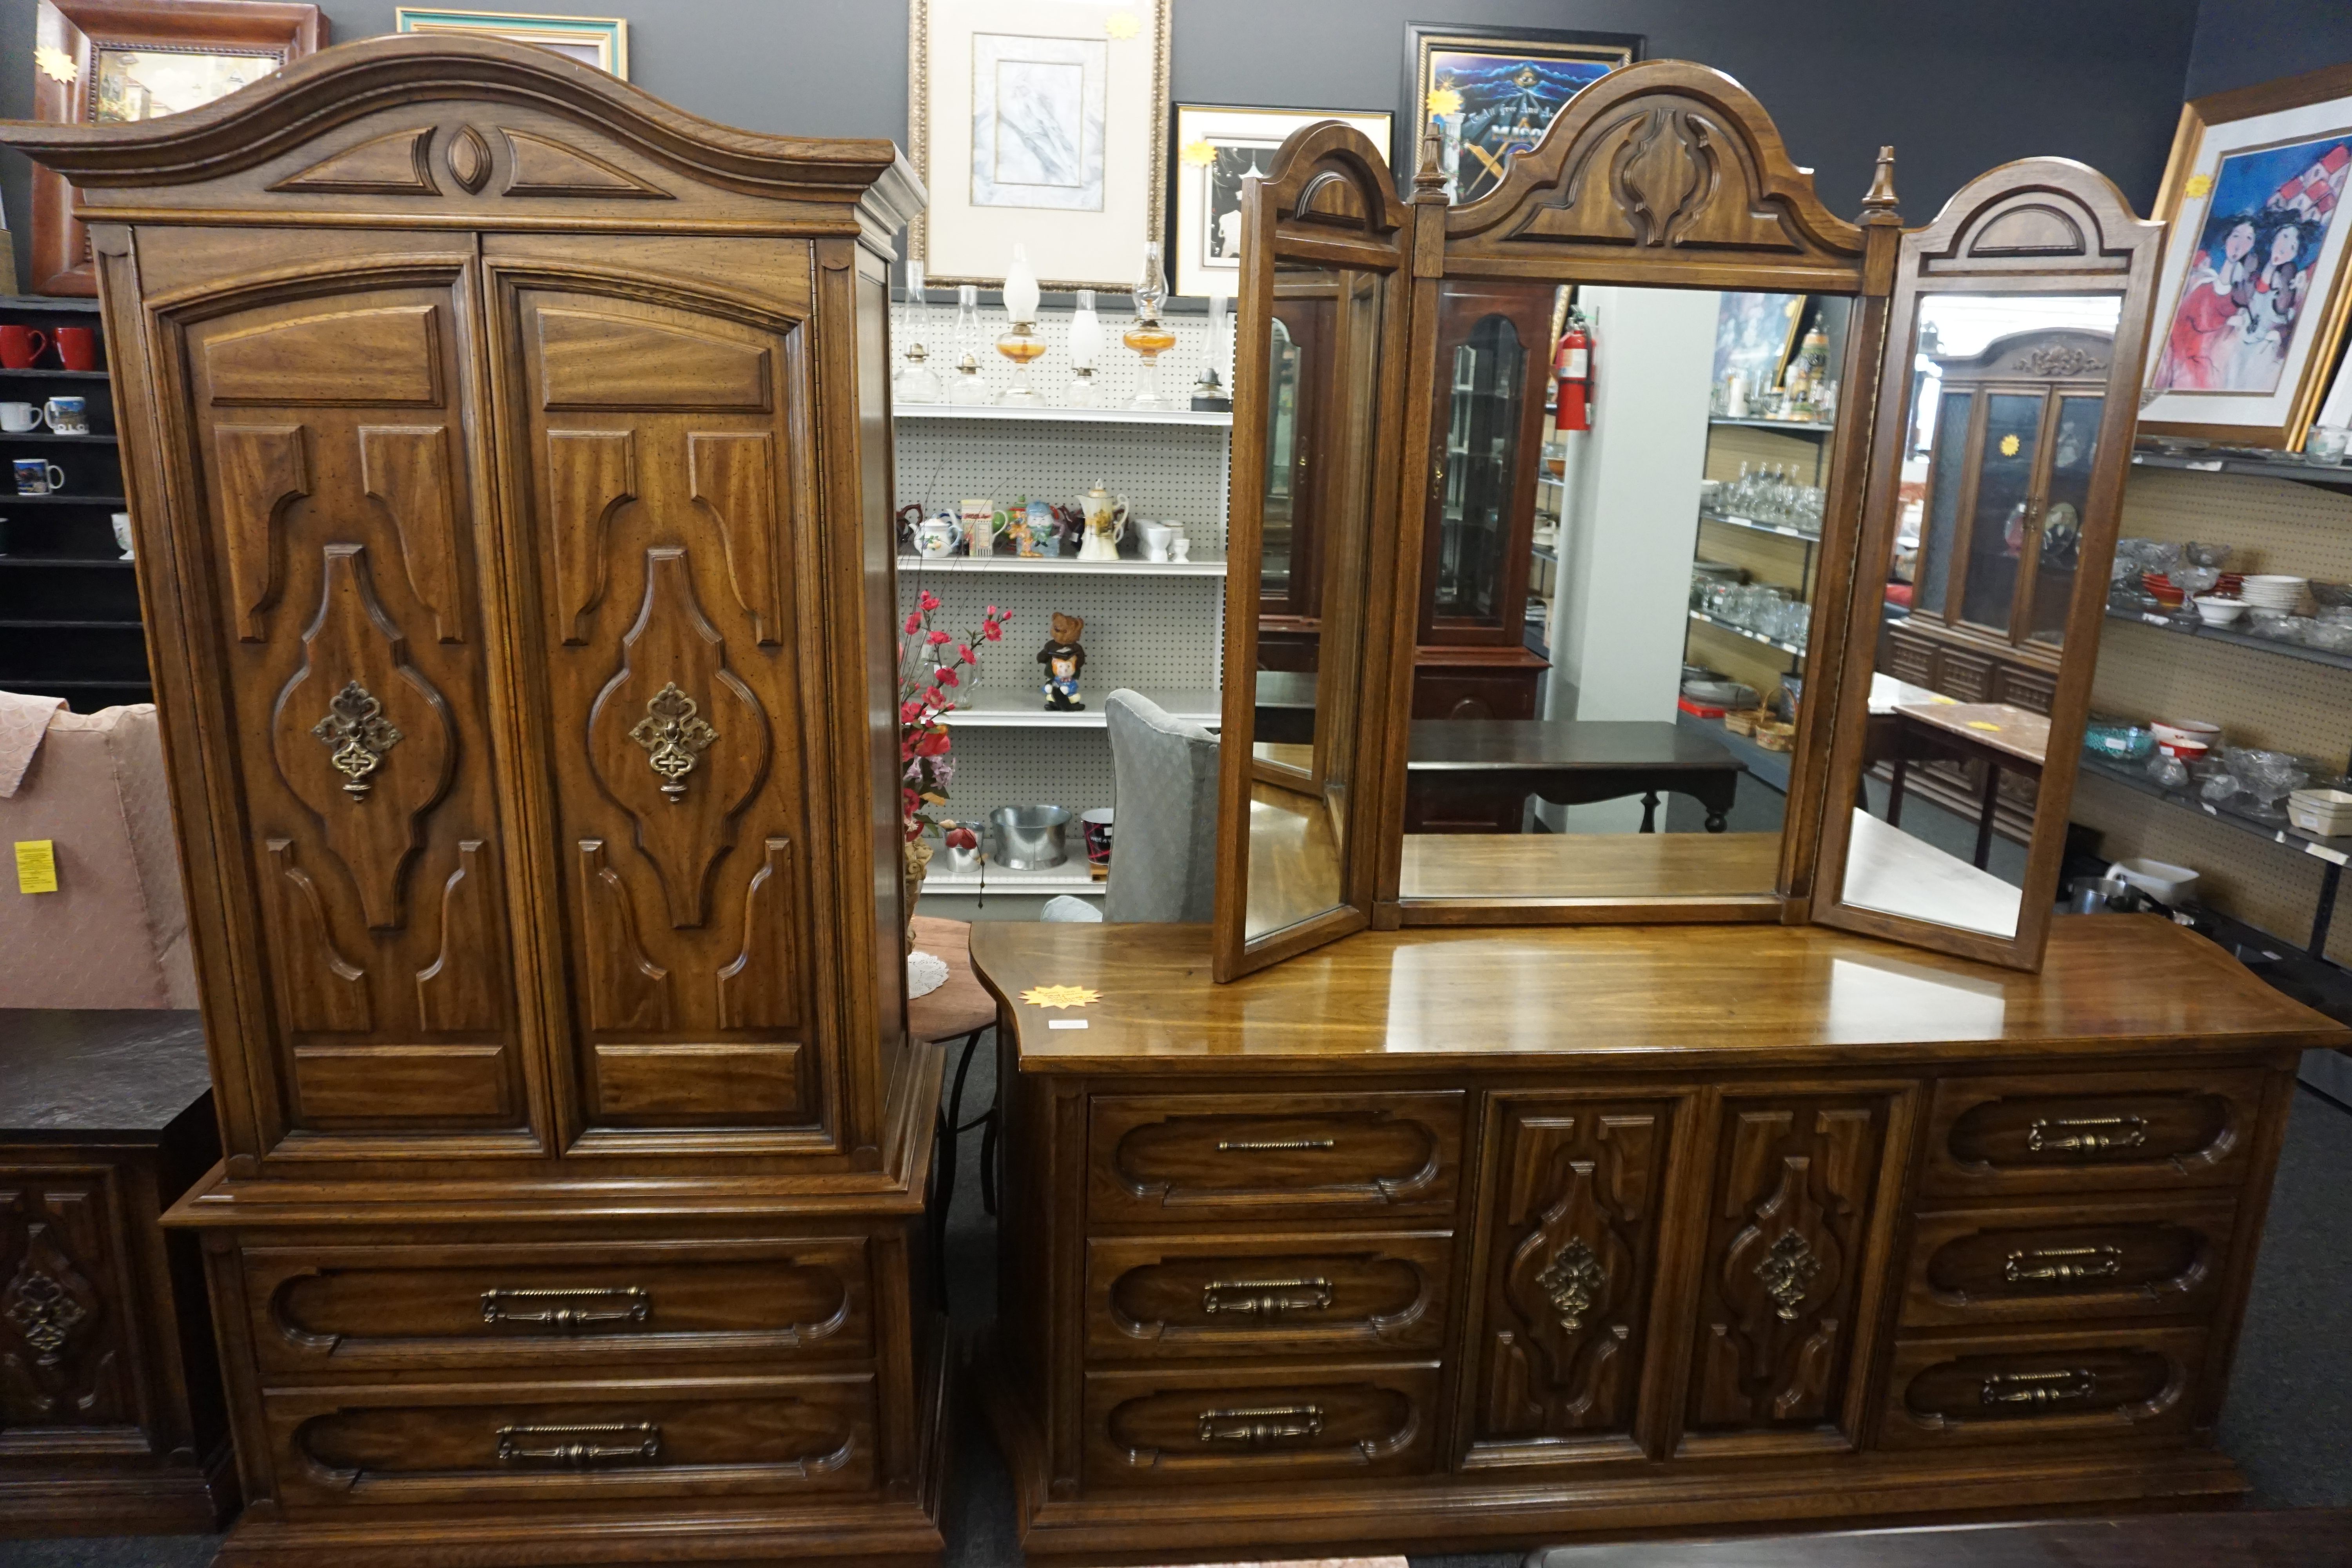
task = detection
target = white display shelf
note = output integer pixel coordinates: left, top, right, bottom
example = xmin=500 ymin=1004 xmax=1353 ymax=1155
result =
xmin=938 ymin=687 xmax=1221 ymax=728
xmin=921 ymin=862 xmax=1105 ymax=895
xmin=897 ymin=552 xmax=1227 ymax=577
xmin=896 ymin=403 xmax=1233 ymax=428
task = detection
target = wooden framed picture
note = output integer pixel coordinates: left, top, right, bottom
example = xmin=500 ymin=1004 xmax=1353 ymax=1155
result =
xmin=1400 ymin=22 xmax=1641 ymax=204
xmin=2141 ymin=61 xmax=2352 ymax=449
xmin=30 ymin=0 xmax=326 ymax=296
xmin=1170 ymin=103 xmax=1391 ymax=299
xmin=394 ymin=9 xmax=627 ymax=78
xmin=909 ymin=0 xmax=1171 ymax=290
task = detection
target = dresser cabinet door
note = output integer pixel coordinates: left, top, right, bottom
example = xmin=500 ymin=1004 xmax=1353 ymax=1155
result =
xmin=486 ymin=244 xmax=827 ymax=1145
xmin=1684 ymin=1089 xmax=1909 ymax=1445
xmin=158 ymin=245 xmax=532 ymax=1148
xmin=1472 ymin=1097 xmax=1675 ymax=1456
xmin=0 ymin=1168 xmax=140 ymax=1434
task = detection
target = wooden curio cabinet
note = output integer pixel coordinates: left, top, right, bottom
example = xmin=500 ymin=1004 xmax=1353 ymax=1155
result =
xmin=1 ymin=35 xmax=946 ymax=1568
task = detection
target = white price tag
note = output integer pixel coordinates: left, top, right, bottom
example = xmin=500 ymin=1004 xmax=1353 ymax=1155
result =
xmin=1047 ymin=1018 xmax=1089 ymax=1029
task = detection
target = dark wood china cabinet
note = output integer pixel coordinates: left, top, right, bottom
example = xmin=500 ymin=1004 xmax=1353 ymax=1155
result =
xmin=2 ymin=35 xmax=946 ymax=1568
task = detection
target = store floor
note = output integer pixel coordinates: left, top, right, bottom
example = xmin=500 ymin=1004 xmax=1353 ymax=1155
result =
xmin=12 ymin=1056 xmax=2351 ymax=1568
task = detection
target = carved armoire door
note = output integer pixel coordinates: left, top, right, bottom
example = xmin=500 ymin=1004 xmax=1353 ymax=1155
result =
xmin=481 ymin=235 xmax=833 ymax=1153
xmin=148 ymin=230 xmax=538 ymax=1158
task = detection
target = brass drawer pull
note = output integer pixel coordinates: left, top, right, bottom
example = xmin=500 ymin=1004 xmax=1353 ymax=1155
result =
xmin=2026 ymin=1114 xmax=2145 ymax=1154
xmin=480 ymin=1286 xmax=651 ymax=1330
xmin=629 ymin=682 xmax=717 ymax=802
xmin=1215 ymin=1138 xmax=1334 ymax=1152
xmin=2004 ymin=1244 xmax=2123 ymax=1285
xmin=1979 ymin=1368 xmax=2098 ymax=1407
xmin=1196 ymin=1403 xmax=1325 ymax=1445
xmin=1200 ymin=1277 xmax=1335 ymax=1316
xmin=495 ymin=1421 xmax=661 ymax=1465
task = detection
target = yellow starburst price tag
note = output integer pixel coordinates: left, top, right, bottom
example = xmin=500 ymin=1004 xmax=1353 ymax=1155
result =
xmin=2183 ymin=172 xmax=2213 ymax=199
xmin=1181 ymin=139 xmax=1217 ymax=168
xmin=35 ymin=45 xmax=76 ymax=84
xmin=1426 ymin=87 xmax=1463 ymax=118
xmin=1022 ymin=984 xmax=1099 ymax=1010
xmin=2000 ymin=433 xmax=2021 ymax=457
xmin=1105 ymin=12 xmax=1140 ymax=39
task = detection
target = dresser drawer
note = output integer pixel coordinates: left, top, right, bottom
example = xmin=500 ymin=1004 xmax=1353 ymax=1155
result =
xmin=1082 ymin=1361 xmax=1440 ymax=1486
xmin=243 ymin=1236 xmax=871 ymax=1374
xmin=1878 ymin=1326 xmax=2204 ymax=1450
xmin=1089 ymin=1092 xmax=1463 ymax=1223
xmin=1921 ymin=1069 xmax=2267 ymax=1197
xmin=1085 ymin=1231 xmax=1452 ymax=1360
xmin=263 ymin=1372 xmax=876 ymax=1510
xmin=1901 ymin=1198 xmax=2236 ymax=1329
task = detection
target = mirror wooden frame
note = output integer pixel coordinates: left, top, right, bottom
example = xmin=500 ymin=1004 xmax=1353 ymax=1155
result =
xmin=1809 ymin=158 xmax=2165 ymax=970
xmin=1212 ymin=122 xmax=1416 ymax=981
xmin=1367 ymin=61 xmax=1903 ymax=930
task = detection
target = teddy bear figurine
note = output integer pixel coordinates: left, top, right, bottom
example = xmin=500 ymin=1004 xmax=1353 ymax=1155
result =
xmin=1037 ymin=612 xmax=1087 ymax=711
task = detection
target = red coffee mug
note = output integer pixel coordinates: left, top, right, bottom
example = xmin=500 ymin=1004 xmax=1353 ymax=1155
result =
xmin=0 ymin=326 xmax=46 ymax=370
xmin=55 ymin=327 xmax=98 ymax=372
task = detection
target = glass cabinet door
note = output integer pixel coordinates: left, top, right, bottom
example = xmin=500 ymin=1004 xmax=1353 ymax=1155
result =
xmin=1433 ymin=314 xmax=1526 ymax=625
xmin=2025 ymin=393 xmax=2103 ymax=647
xmin=1913 ymin=389 xmax=1972 ymax=618
xmin=1956 ymin=390 xmax=2046 ymax=637
xmin=1261 ymin=316 xmax=1305 ymax=606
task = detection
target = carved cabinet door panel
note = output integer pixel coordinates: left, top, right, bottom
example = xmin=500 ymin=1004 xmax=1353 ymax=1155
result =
xmin=483 ymin=244 xmax=827 ymax=1147
xmin=1681 ymin=1087 xmax=1914 ymax=1452
xmin=0 ymin=1169 xmax=142 ymax=1436
xmin=154 ymin=240 xmax=536 ymax=1152
xmin=1470 ymin=1096 xmax=1678 ymax=1463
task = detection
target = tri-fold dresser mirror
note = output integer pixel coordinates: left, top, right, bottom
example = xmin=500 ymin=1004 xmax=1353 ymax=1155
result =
xmin=1217 ymin=64 xmax=2165 ymax=978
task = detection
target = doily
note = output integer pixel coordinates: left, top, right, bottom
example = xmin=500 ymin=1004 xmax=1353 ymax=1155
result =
xmin=907 ymin=949 xmax=949 ymax=999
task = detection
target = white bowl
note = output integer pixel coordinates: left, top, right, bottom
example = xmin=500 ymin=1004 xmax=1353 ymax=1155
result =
xmin=2195 ymin=598 xmax=2248 ymax=625
xmin=2151 ymin=720 xmax=2220 ymax=744
xmin=2110 ymin=857 xmax=2200 ymax=904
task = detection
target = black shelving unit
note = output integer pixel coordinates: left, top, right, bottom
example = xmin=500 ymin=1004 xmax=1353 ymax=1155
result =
xmin=0 ymin=294 xmax=147 ymax=713
xmin=2131 ymin=444 xmax=2352 ymax=495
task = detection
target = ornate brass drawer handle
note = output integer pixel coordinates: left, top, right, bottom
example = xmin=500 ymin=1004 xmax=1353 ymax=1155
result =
xmin=1215 ymin=1137 xmax=1334 ymax=1152
xmin=480 ymin=1285 xmax=651 ymax=1330
xmin=1196 ymin=1404 xmax=1325 ymax=1445
xmin=2026 ymin=1114 xmax=2146 ymax=1154
xmin=495 ymin=1421 xmax=661 ymax=1465
xmin=629 ymin=681 xmax=717 ymax=802
xmin=1200 ymin=1277 xmax=1335 ymax=1316
xmin=1979 ymin=1368 xmax=2098 ymax=1408
xmin=2004 ymin=1244 xmax=2123 ymax=1285
xmin=311 ymin=679 xmax=401 ymax=799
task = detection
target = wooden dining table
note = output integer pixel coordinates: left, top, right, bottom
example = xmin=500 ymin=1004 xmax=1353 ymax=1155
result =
xmin=1884 ymin=701 xmax=2050 ymax=869
xmin=1404 ymin=717 xmax=1748 ymax=834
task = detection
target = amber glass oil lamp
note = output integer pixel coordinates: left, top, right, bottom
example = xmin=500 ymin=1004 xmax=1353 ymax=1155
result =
xmin=1123 ymin=240 xmax=1177 ymax=410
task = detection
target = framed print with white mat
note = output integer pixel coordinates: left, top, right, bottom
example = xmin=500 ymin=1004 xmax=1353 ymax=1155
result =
xmin=910 ymin=0 xmax=1171 ymax=289
xmin=1171 ymin=103 xmax=1391 ymax=299
xmin=2141 ymin=61 xmax=2352 ymax=449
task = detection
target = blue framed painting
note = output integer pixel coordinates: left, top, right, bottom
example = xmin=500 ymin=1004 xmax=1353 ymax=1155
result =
xmin=1400 ymin=24 xmax=1642 ymax=204
xmin=395 ymin=9 xmax=628 ymax=78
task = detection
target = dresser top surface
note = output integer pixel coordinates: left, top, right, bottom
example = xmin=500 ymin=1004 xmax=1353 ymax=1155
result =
xmin=971 ymin=915 xmax=2345 ymax=1073
xmin=0 ymin=1009 xmax=212 ymax=1133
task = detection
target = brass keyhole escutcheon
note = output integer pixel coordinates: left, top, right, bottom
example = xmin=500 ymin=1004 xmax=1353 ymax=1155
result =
xmin=311 ymin=679 xmax=401 ymax=799
xmin=629 ymin=682 xmax=718 ymax=802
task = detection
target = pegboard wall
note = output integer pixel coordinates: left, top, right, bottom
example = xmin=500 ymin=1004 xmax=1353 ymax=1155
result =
xmin=2075 ymin=465 xmax=2352 ymax=963
xmin=893 ymin=300 xmax=1230 ymax=442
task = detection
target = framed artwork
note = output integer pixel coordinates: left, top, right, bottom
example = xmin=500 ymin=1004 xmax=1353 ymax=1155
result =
xmin=909 ymin=0 xmax=1172 ymax=290
xmin=1171 ymin=103 xmax=1392 ymax=299
xmin=1713 ymin=291 xmax=1804 ymax=396
xmin=1400 ymin=23 xmax=1641 ymax=205
xmin=30 ymin=0 xmax=326 ymax=296
xmin=2141 ymin=62 xmax=2352 ymax=449
xmin=394 ymin=9 xmax=627 ymax=78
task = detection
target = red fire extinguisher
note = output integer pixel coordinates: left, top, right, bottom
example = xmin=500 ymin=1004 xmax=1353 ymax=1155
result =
xmin=1553 ymin=308 xmax=1592 ymax=432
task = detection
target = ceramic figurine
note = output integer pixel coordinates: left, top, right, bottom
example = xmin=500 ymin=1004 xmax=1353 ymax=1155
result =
xmin=1051 ymin=502 xmax=1087 ymax=555
xmin=1038 ymin=612 xmax=1086 ymax=711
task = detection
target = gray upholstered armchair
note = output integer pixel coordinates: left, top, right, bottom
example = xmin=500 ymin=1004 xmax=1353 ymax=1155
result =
xmin=1041 ymin=689 xmax=1219 ymax=924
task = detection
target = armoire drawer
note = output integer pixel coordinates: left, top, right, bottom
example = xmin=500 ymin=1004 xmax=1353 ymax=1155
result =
xmin=1088 ymin=1091 xmax=1463 ymax=1223
xmin=1082 ymin=1361 xmax=1440 ymax=1486
xmin=262 ymin=1371 xmax=877 ymax=1511
xmin=1900 ymin=1198 xmax=2236 ymax=1329
xmin=1085 ymin=1231 xmax=1453 ymax=1359
xmin=1877 ymin=1326 xmax=2205 ymax=1451
xmin=242 ymin=1236 xmax=871 ymax=1373
xmin=1921 ymin=1069 xmax=2267 ymax=1197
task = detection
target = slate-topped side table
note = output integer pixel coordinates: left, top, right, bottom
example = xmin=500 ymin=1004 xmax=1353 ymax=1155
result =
xmin=0 ymin=1009 xmax=232 ymax=1536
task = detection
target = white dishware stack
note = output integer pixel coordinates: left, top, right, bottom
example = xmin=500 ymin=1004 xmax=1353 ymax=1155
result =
xmin=2239 ymin=574 xmax=2309 ymax=615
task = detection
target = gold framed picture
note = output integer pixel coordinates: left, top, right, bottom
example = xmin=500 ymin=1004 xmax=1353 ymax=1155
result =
xmin=394 ymin=8 xmax=627 ymax=78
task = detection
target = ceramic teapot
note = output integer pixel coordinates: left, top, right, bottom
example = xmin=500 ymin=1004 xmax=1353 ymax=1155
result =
xmin=1074 ymin=479 xmax=1129 ymax=562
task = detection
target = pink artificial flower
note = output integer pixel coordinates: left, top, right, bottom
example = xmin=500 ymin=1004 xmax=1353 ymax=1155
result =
xmin=919 ymin=590 xmax=942 ymax=612
xmin=902 ymin=610 xmax=921 ymax=635
xmin=927 ymin=628 xmax=951 ymax=645
xmin=936 ymin=667 xmax=960 ymax=688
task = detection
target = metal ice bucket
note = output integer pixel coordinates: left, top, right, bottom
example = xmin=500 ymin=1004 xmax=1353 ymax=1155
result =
xmin=987 ymin=805 xmax=1072 ymax=869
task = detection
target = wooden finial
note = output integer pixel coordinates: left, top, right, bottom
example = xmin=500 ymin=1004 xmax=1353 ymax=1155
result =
xmin=1862 ymin=145 xmax=1900 ymax=220
xmin=1413 ymin=126 xmax=1448 ymax=201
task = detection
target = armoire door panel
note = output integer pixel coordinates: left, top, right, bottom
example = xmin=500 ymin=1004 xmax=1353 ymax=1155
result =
xmin=1684 ymin=1091 xmax=1906 ymax=1448
xmin=161 ymin=254 xmax=534 ymax=1145
xmin=1473 ymin=1098 xmax=1676 ymax=1457
xmin=0 ymin=1171 xmax=140 ymax=1433
xmin=491 ymin=271 xmax=822 ymax=1140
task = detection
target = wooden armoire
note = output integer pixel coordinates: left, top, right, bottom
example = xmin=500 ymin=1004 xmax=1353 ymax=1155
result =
xmin=1 ymin=36 xmax=946 ymax=1568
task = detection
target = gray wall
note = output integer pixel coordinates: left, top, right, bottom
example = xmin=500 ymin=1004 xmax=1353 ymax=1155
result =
xmin=2187 ymin=0 xmax=2352 ymax=98
xmin=0 ymin=0 xmax=2290 ymax=293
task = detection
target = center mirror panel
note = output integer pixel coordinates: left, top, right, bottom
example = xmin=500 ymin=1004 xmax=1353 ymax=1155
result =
xmin=1396 ymin=282 xmax=1857 ymax=914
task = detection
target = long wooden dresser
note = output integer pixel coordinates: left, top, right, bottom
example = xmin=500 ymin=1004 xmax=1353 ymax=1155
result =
xmin=2 ymin=36 xmax=945 ymax=1568
xmin=971 ymin=915 xmax=2344 ymax=1564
